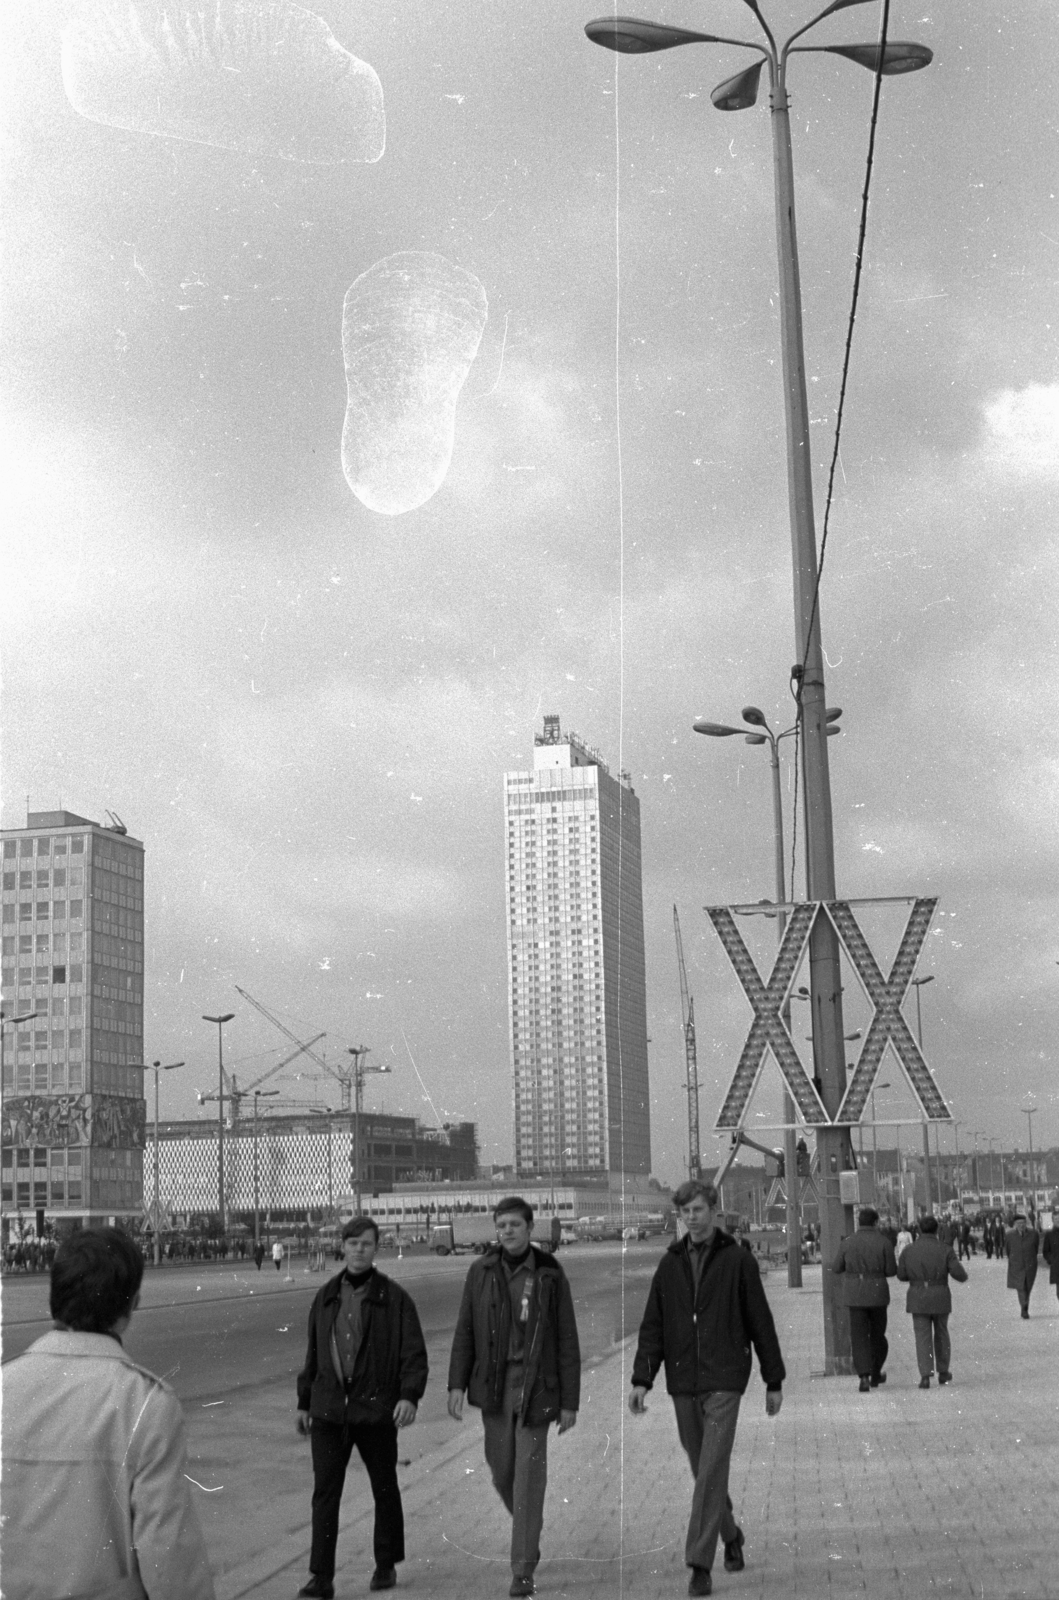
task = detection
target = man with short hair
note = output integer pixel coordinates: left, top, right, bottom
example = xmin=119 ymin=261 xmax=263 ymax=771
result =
xmin=447 ymin=1196 xmax=581 ymax=1599
xmin=832 ymin=1207 xmax=898 ymax=1393
xmin=1004 ymin=1213 xmax=1040 ymax=1319
xmin=630 ymin=1180 xmax=785 ymax=1598
xmin=296 ymin=1216 xmax=428 ymax=1598
xmin=895 ymin=1214 xmax=968 ymax=1388
xmin=1 ymin=1226 xmax=216 ymax=1600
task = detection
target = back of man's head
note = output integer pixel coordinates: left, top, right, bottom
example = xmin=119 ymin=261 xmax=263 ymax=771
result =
xmin=50 ymin=1227 xmax=144 ymax=1333
xmin=858 ymin=1207 xmax=879 ymax=1229
xmin=919 ymin=1215 xmax=939 ymax=1234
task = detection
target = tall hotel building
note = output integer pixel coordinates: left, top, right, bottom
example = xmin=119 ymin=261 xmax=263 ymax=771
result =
xmin=505 ymin=716 xmax=650 ymax=1179
xmin=1 ymin=811 xmax=145 ymax=1231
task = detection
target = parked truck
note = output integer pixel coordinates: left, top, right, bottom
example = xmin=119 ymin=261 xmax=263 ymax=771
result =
xmin=430 ymin=1213 xmax=562 ymax=1255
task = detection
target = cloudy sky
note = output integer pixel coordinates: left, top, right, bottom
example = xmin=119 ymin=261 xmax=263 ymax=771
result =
xmin=3 ymin=0 xmax=1057 ymax=1183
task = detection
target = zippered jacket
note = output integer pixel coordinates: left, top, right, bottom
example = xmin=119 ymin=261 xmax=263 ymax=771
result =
xmin=631 ymin=1231 xmax=786 ymax=1396
xmin=297 ymin=1268 xmax=428 ymax=1426
xmin=0 ymin=1330 xmax=216 ymax=1600
xmin=447 ymin=1244 xmax=581 ymax=1425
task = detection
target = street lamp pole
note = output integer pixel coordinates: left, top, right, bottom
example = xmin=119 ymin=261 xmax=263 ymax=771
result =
xmin=252 ymin=1090 xmax=279 ymax=1247
xmin=347 ymin=1048 xmax=390 ymax=1216
xmin=911 ymin=975 xmax=935 ymax=1213
xmin=203 ymin=1013 xmax=234 ymax=1234
xmin=585 ymin=2 xmax=932 ymax=1375
xmin=1 ymin=1010 xmax=40 ymax=1235
xmin=130 ymin=1059 xmax=185 ymax=1266
xmin=1022 ymin=1107 xmax=1037 ymax=1214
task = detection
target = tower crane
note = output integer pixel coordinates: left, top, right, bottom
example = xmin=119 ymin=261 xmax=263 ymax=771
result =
xmin=674 ymin=906 xmax=701 ymax=1180
xmin=234 ymin=987 xmax=367 ymax=1112
xmin=197 ymin=1033 xmax=325 ymax=1125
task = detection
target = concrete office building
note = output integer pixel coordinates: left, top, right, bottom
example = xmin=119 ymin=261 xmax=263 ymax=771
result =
xmin=1 ymin=810 xmax=145 ymax=1234
xmin=505 ymin=715 xmax=651 ymax=1181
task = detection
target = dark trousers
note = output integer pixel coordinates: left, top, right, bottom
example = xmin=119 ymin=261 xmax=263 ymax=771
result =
xmin=911 ymin=1312 xmax=951 ymax=1378
xmin=848 ymin=1306 xmax=888 ymax=1378
xmin=672 ymin=1392 xmax=741 ymax=1572
xmin=309 ymin=1418 xmax=404 ymax=1578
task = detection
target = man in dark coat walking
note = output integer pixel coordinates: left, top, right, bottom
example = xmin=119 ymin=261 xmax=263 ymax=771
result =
xmin=1042 ymin=1216 xmax=1059 ymax=1301
xmin=895 ymin=1214 xmax=968 ymax=1387
xmin=832 ymin=1207 xmax=898 ymax=1392
xmin=295 ymin=1215 xmax=428 ymax=1598
xmin=1005 ymin=1214 xmax=1040 ymax=1319
xmin=630 ymin=1179 xmax=785 ymax=1598
xmin=447 ymin=1197 xmax=581 ymax=1600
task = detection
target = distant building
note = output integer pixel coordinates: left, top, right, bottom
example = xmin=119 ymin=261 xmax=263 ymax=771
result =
xmin=504 ymin=715 xmax=651 ymax=1182
xmin=1 ymin=810 xmax=145 ymax=1234
xmin=155 ymin=1111 xmax=479 ymax=1225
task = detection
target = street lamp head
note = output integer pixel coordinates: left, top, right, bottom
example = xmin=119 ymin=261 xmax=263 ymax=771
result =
xmin=203 ymin=1012 xmax=235 ymax=1024
xmin=826 ymin=724 xmax=841 ymax=737
xmin=912 ymin=974 xmax=935 ymax=989
xmin=741 ymin=706 xmax=767 ymax=726
xmin=744 ymin=733 xmax=767 ymax=745
xmin=826 ymin=707 xmax=842 ymax=722
xmin=711 ymin=60 xmax=765 ymax=111
xmin=816 ymin=40 xmax=933 ymax=75
xmin=584 ymin=17 xmax=729 ymax=53
xmin=693 ymin=720 xmax=742 ymax=737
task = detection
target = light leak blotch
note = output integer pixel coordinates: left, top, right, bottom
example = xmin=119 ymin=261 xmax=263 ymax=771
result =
xmin=61 ymin=0 xmax=385 ymax=164
xmin=341 ymin=252 xmax=488 ymax=516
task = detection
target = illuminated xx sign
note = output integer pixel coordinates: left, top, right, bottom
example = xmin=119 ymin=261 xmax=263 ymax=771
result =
xmin=707 ymin=897 xmax=950 ymax=1130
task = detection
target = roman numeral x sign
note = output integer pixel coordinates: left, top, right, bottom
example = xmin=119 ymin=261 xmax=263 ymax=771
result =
xmin=706 ymin=904 xmax=828 ymax=1130
xmin=708 ymin=896 xmax=951 ymax=1129
xmin=829 ymin=897 xmax=950 ymax=1124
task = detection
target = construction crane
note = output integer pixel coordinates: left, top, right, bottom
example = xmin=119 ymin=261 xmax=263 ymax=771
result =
xmin=674 ymin=906 xmax=701 ymax=1180
xmin=197 ymin=1034 xmax=325 ymax=1124
xmin=234 ymin=986 xmax=367 ymax=1112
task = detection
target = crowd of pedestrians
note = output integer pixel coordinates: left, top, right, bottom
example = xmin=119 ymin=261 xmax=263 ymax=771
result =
xmin=2 ymin=1193 xmax=1055 ymax=1600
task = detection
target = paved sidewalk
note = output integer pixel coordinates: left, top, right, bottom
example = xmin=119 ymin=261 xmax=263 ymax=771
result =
xmin=213 ymin=1259 xmax=1057 ymax=1600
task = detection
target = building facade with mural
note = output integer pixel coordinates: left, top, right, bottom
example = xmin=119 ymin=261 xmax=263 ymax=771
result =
xmin=1 ymin=810 xmax=146 ymax=1235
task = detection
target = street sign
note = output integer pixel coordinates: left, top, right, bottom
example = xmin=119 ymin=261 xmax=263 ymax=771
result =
xmin=708 ymin=897 xmax=951 ymax=1129
xmin=706 ymin=904 xmax=829 ymax=1129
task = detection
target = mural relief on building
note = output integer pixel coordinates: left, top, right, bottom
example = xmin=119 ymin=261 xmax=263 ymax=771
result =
xmin=2 ymin=1094 xmax=146 ymax=1149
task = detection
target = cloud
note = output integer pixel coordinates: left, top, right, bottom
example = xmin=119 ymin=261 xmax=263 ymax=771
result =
xmin=981 ymin=382 xmax=1059 ymax=477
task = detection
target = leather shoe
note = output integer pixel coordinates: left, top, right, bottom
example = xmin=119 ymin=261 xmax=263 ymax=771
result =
xmin=858 ymin=1376 xmax=871 ymax=1393
xmin=371 ymin=1569 xmax=397 ymax=1592
xmin=509 ymin=1579 xmax=535 ymax=1598
xmin=870 ymin=1373 xmax=886 ymax=1387
xmin=688 ymin=1569 xmax=712 ymax=1597
xmin=919 ymin=1376 xmax=930 ymax=1389
xmin=938 ymin=1371 xmax=952 ymax=1385
xmin=298 ymin=1580 xmax=334 ymax=1599
xmin=1021 ymin=1309 xmax=1029 ymax=1320
xmin=723 ymin=1527 xmax=745 ymax=1573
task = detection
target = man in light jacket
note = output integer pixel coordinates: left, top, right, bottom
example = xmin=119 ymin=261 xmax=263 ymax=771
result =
xmin=895 ymin=1214 xmax=968 ymax=1388
xmin=0 ymin=1226 xmax=215 ymax=1600
xmin=832 ymin=1207 xmax=898 ymax=1393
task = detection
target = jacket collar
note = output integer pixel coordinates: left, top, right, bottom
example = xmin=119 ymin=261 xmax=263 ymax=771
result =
xmin=322 ymin=1266 xmax=387 ymax=1305
xmin=28 ymin=1329 xmax=137 ymax=1363
xmin=668 ymin=1229 xmax=734 ymax=1257
xmin=483 ymin=1242 xmax=558 ymax=1275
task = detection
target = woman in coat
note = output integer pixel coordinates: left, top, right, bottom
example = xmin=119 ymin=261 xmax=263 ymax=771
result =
xmin=895 ymin=1215 xmax=968 ymax=1387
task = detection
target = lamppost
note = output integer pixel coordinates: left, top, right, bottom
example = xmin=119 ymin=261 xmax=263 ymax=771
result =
xmin=585 ymin=0 xmax=932 ymax=1375
xmin=202 ymin=1013 xmax=235 ymax=1233
xmin=973 ymin=1131 xmax=986 ymax=1205
xmin=130 ymin=1058 xmax=185 ymax=1265
xmin=695 ymin=703 xmax=841 ymax=1287
xmin=348 ymin=1049 xmax=391 ymax=1216
xmin=952 ymin=1121 xmax=964 ymax=1212
xmin=986 ymin=1136 xmax=998 ymax=1204
xmin=1022 ymin=1107 xmax=1037 ymax=1214
xmin=909 ymin=974 xmax=935 ymax=1214
xmin=252 ymin=1089 xmax=279 ymax=1247
xmin=869 ymin=1080 xmax=890 ymax=1204
xmin=0 ymin=1010 xmax=39 ymax=1235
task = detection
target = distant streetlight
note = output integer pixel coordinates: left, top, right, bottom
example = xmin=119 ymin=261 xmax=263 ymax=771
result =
xmin=910 ymin=974 xmax=935 ymax=1213
xmin=252 ymin=1089 xmax=280 ymax=1246
xmin=203 ymin=1013 xmax=235 ymax=1232
xmin=130 ymin=1058 xmax=185 ymax=1266
xmin=0 ymin=1009 xmax=40 ymax=1229
xmin=1023 ymin=1107 xmax=1037 ymax=1213
xmin=587 ymin=0 xmax=932 ymax=1373
xmin=348 ymin=1049 xmax=391 ymax=1216
xmin=870 ymin=1080 xmax=891 ymax=1201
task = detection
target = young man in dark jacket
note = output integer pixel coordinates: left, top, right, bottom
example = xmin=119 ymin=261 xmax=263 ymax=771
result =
xmin=832 ymin=1206 xmax=898 ymax=1392
xmin=295 ymin=1216 xmax=428 ymax=1598
xmin=447 ymin=1196 xmax=580 ymax=1599
xmin=630 ymin=1180 xmax=785 ymax=1598
xmin=895 ymin=1213 xmax=968 ymax=1387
